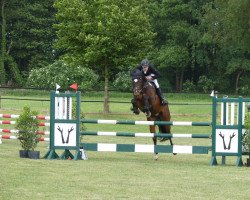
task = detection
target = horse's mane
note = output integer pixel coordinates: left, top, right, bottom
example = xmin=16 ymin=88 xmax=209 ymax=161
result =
xmin=131 ymin=69 xmax=143 ymax=79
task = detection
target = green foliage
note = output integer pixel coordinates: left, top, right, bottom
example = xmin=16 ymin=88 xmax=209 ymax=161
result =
xmin=197 ymin=76 xmax=215 ymax=93
xmin=182 ymin=80 xmax=196 ymax=93
xmin=15 ymin=106 xmax=40 ymax=151
xmin=5 ymin=55 xmax=23 ymax=86
xmin=157 ymin=45 xmax=189 ymax=70
xmin=204 ymin=0 xmax=250 ymax=94
xmin=113 ymin=72 xmax=131 ymax=92
xmin=243 ymin=112 xmax=250 ymax=153
xmin=3 ymin=0 xmax=56 ymax=82
xmin=1 ymin=0 xmax=249 ymax=94
xmin=54 ymin=0 xmax=154 ymax=81
xmin=149 ymin=0 xmax=209 ymax=91
xmin=27 ymin=60 xmax=98 ymax=90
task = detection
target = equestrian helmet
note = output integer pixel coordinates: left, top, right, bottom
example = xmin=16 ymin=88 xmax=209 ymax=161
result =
xmin=141 ymin=59 xmax=149 ymax=66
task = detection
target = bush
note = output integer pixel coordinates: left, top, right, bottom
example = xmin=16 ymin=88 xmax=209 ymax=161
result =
xmin=197 ymin=75 xmax=215 ymax=93
xmin=243 ymin=112 xmax=250 ymax=153
xmin=113 ymin=72 xmax=131 ymax=92
xmin=239 ymin=86 xmax=250 ymax=95
xmin=182 ymin=80 xmax=196 ymax=92
xmin=27 ymin=60 xmax=99 ymax=90
xmin=16 ymin=106 xmax=40 ymax=151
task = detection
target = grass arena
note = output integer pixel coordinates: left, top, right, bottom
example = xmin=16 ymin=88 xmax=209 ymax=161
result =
xmin=0 ymin=90 xmax=250 ymax=200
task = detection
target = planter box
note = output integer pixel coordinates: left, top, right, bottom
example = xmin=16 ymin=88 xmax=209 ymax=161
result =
xmin=19 ymin=150 xmax=29 ymax=158
xmin=28 ymin=151 xmax=40 ymax=159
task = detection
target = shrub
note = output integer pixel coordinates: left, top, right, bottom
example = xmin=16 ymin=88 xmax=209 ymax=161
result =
xmin=197 ymin=75 xmax=215 ymax=93
xmin=243 ymin=111 xmax=250 ymax=153
xmin=16 ymin=107 xmax=40 ymax=151
xmin=182 ymin=80 xmax=196 ymax=92
xmin=27 ymin=60 xmax=99 ymax=90
xmin=113 ymin=72 xmax=131 ymax=92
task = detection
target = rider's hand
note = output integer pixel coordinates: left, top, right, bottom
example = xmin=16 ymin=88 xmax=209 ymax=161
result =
xmin=146 ymin=76 xmax=152 ymax=81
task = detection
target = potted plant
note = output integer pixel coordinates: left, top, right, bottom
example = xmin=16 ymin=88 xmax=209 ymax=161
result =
xmin=16 ymin=106 xmax=41 ymax=159
xmin=243 ymin=108 xmax=250 ymax=166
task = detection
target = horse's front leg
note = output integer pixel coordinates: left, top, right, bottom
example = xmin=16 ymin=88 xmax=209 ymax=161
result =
xmin=149 ymin=124 xmax=158 ymax=160
xmin=143 ymin=95 xmax=151 ymax=117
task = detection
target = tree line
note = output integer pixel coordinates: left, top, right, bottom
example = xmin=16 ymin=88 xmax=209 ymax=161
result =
xmin=1 ymin=0 xmax=250 ymax=96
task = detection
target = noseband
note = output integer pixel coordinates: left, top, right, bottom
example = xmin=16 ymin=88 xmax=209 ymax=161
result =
xmin=133 ymin=77 xmax=149 ymax=95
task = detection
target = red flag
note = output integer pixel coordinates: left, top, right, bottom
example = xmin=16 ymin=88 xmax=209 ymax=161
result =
xmin=70 ymin=83 xmax=78 ymax=90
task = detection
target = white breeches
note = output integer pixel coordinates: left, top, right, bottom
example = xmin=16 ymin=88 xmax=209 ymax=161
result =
xmin=145 ymin=73 xmax=160 ymax=88
xmin=150 ymin=79 xmax=159 ymax=88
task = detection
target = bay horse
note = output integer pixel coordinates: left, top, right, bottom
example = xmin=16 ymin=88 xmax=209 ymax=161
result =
xmin=131 ymin=69 xmax=173 ymax=160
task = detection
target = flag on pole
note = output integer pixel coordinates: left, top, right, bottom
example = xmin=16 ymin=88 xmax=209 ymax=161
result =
xmin=210 ymin=90 xmax=214 ymax=97
xmin=70 ymin=83 xmax=78 ymax=91
xmin=56 ymin=84 xmax=61 ymax=90
xmin=56 ymin=84 xmax=61 ymax=93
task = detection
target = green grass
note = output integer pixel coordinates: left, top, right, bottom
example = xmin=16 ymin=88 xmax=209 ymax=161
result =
xmin=1 ymin=140 xmax=250 ymax=200
xmin=1 ymin=91 xmax=250 ymax=200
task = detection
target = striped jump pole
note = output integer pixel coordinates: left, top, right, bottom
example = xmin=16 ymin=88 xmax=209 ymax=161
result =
xmin=0 ymin=129 xmax=49 ymax=135
xmin=0 ymin=135 xmax=49 ymax=142
xmin=81 ymin=119 xmax=211 ymax=126
xmin=0 ymin=114 xmax=50 ymax=144
xmin=0 ymin=120 xmax=50 ymax=127
xmin=80 ymin=143 xmax=210 ymax=154
xmin=0 ymin=114 xmax=50 ymax=120
xmin=81 ymin=131 xmax=211 ymax=139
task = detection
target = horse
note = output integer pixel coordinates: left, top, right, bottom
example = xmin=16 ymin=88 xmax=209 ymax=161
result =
xmin=131 ymin=69 xmax=173 ymax=160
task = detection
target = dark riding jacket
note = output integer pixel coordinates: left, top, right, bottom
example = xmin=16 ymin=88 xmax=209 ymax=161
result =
xmin=136 ymin=65 xmax=161 ymax=80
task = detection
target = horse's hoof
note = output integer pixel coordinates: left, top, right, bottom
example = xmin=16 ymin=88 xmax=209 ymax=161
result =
xmin=146 ymin=111 xmax=151 ymax=117
xmin=154 ymin=154 xmax=159 ymax=160
xmin=173 ymin=153 xmax=177 ymax=155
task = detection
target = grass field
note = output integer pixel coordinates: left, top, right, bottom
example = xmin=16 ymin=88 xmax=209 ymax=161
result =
xmin=0 ymin=91 xmax=250 ymax=200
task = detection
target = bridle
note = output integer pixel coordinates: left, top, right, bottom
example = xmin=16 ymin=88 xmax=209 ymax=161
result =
xmin=133 ymin=76 xmax=149 ymax=96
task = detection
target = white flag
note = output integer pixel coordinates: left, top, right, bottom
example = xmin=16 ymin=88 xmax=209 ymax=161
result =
xmin=56 ymin=84 xmax=61 ymax=90
xmin=210 ymin=90 xmax=214 ymax=97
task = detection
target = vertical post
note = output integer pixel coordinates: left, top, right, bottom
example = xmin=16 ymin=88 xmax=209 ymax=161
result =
xmin=236 ymin=97 xmax=243 ymax=166
xmin=210 ymin=96 xmax=218 ymax=165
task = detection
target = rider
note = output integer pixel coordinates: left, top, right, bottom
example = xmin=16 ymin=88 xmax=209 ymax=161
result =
xmin=131 ymin=59 xmax=167 ymax=114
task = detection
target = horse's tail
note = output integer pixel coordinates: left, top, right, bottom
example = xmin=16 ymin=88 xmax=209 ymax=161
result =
xmin=157 ymin=110 xmax=171 ymax=134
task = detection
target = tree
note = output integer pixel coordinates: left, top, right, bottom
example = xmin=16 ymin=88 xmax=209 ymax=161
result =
xmin=0 ymin=0 xmax=6 ymax=85
xmin=204 ymin=0 xmax=250 ymax=93
xmin=149 ymin=0 xmax=212 ymax=92
xmin=54 ymin=0 xmax=154 ymax=113
xmin=0 ymin=0 xmax=56 ymax=86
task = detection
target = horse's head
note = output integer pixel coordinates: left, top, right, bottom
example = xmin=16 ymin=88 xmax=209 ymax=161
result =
xmin=131 ymin=69 xmax=145 ymax=97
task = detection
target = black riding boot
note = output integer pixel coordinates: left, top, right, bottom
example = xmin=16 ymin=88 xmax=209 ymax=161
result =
xmin=156 ymin=88 xmax=167 ymax=105
xmin=131 ymin=98 xmax=140 ymax=115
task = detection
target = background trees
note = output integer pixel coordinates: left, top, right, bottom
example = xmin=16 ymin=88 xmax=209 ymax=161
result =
xmin=0 ymin=0 xmax=55 ymax=86
xmin=0 ymin=0 xmax=249 ymax=96
xmin=54 ymin=0 xmax=154 ymax=112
